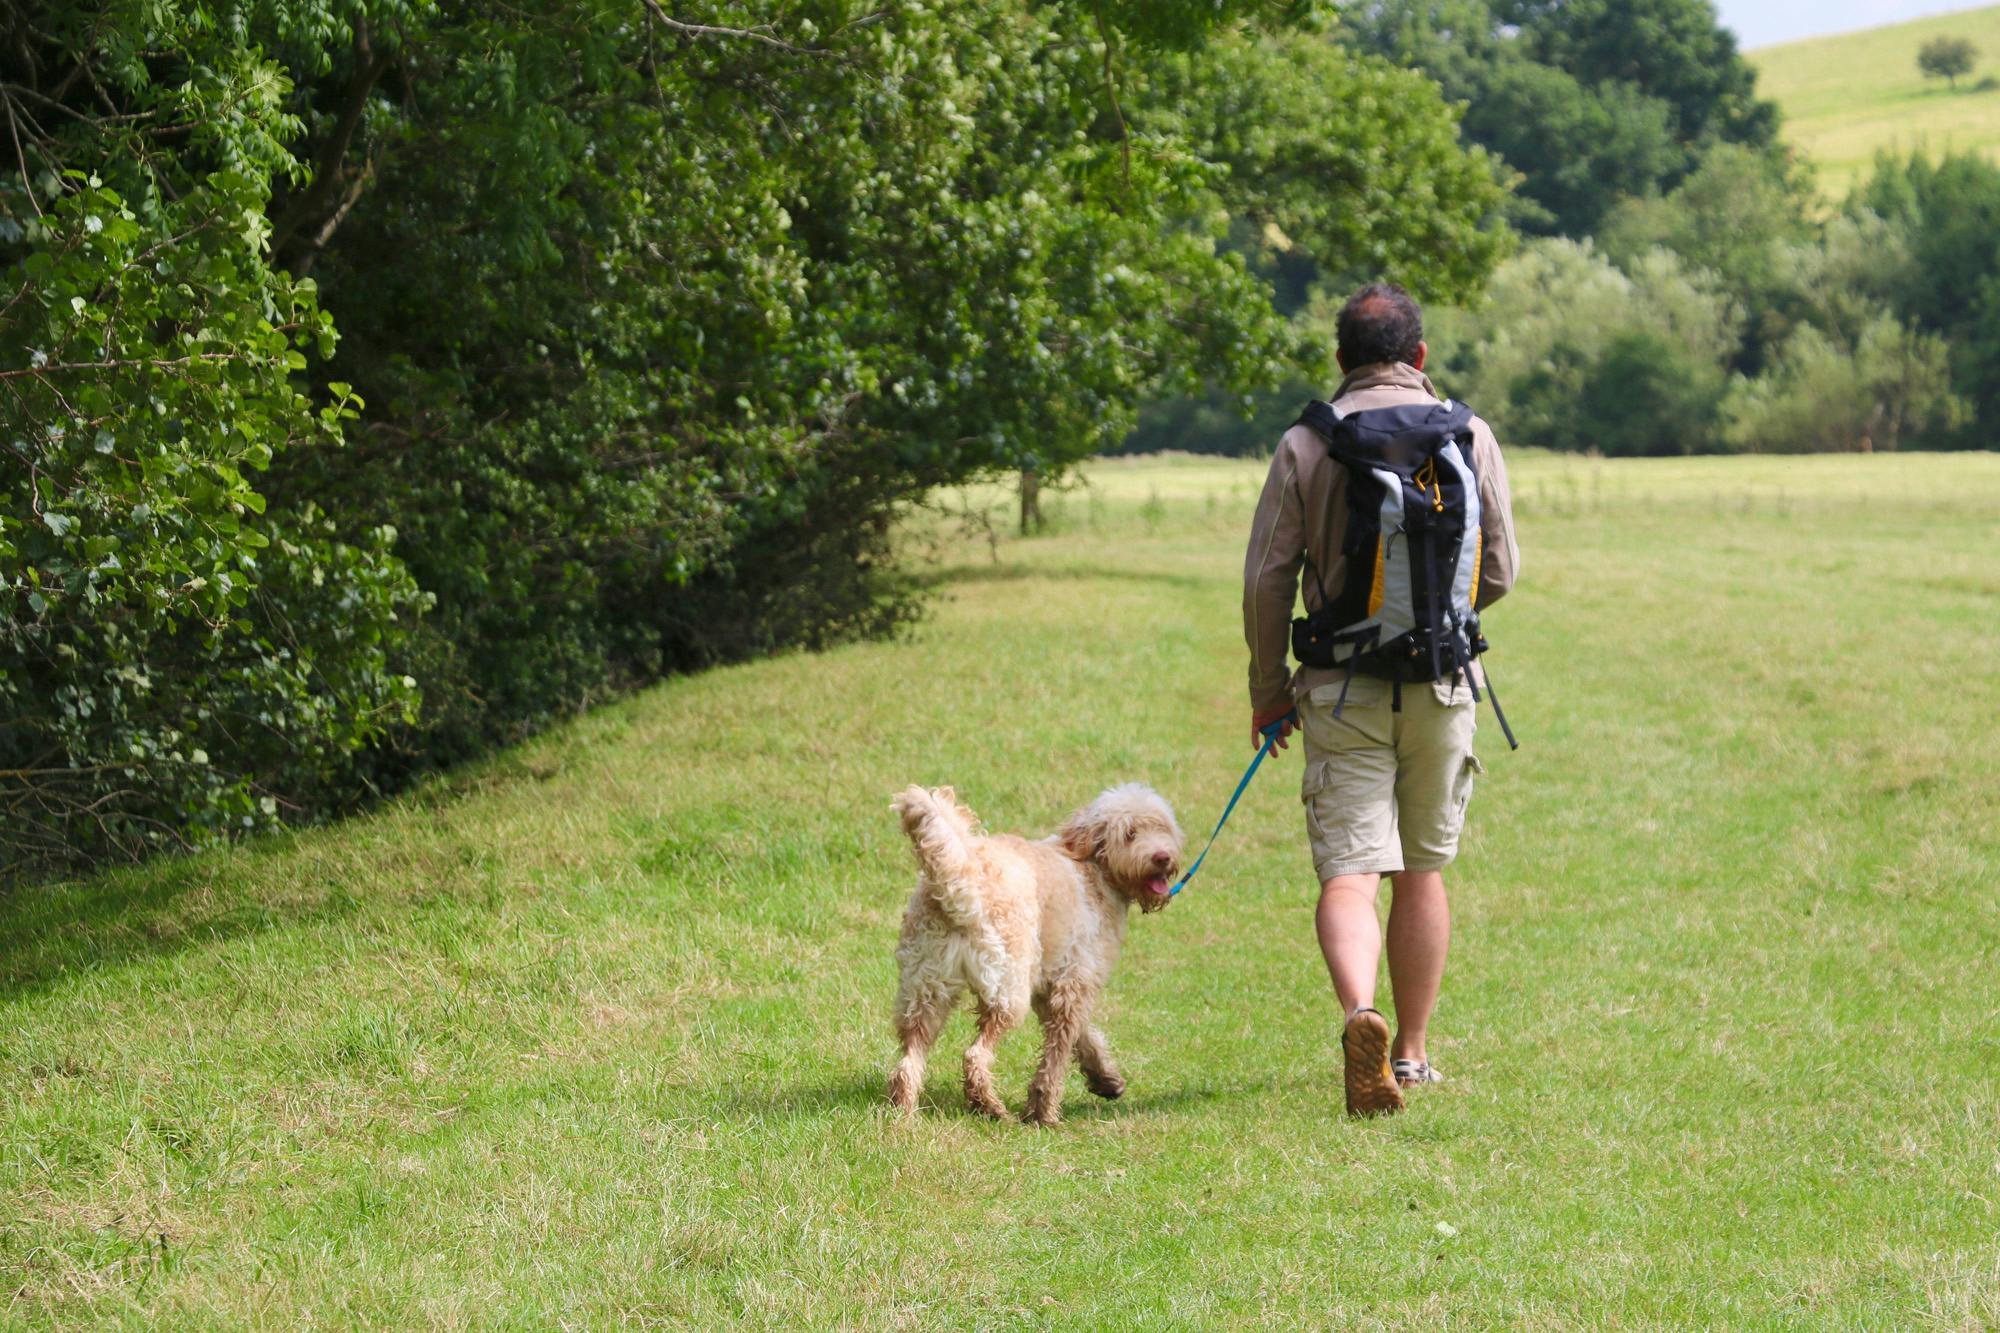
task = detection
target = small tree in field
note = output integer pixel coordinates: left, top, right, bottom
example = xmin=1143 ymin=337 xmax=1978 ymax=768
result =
xmin=1918 ymin=36 xmax=1978 ymax=90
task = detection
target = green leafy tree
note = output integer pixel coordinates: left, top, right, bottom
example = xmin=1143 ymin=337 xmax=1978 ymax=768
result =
xmin=1462 ymin=61 xmax=1685 ymax=236
xmin=1113 ymin=29 xmax=1512 ymax=454
xmin=1854 ymin=151 xmax=2000 ymax=446
xmin=1343 ymin=0 xmax=1782 ymax=237
xmin=1 ymin=4 xmax=425 ymax=868
xmin=1597 ymin=143 xmax=1814 ymax=371
xmin=1140 ymin=33 xmax=1513 ymax=304
xmin=1500 ymin=0 xmax=1778 ymax=147
xmin=1917 ymin=36 xmax=1978 ymax=90
xmin=1724 ymin=318 xmax=1965 ymax=453
xmin=1426 ymin=237 xmax=1738 ymax=451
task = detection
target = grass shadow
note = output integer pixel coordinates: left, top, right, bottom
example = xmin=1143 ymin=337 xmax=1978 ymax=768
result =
xmin=0 ymin=845 xmax=377 ymax=1003
xmin=707 ymin=1069 xmax=1284 ymax=1125
xmin=921 ymin=563 xmax=1207 ymax=592
xmin=711 ymin=1073 xmax=889 ymax=1119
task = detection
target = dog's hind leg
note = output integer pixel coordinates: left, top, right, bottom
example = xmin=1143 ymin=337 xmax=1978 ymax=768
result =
xmin=888 ymin=987 xmax=952 ymax=1114
xmin=962 ymin=1000 xmax=1019 ymax=1120
xmin=1025 ymin=983 xmax=1092 ymax=1126
xmin=1075 ymin=1024 xmax=1125 ymax=1101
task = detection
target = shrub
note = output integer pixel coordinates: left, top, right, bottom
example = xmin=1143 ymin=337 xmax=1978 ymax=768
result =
xmin=1427 ymin=237 xmax=1737 ymax=451
xmin=1724 ymin=317 xmax=1966 ymax=453
xmin=2 ymin=177 xmax=421 ymax=866
xmin=1853 ymin=151 xmax=2000 ymax=446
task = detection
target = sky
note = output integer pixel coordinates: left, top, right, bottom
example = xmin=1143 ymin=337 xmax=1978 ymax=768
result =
xmin=1716 ymin=0 xmax=1989 ymax=49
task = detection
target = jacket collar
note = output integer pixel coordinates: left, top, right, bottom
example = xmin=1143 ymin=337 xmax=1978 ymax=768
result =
xmin=1334 ymin=360 xmax=1441 ymax=400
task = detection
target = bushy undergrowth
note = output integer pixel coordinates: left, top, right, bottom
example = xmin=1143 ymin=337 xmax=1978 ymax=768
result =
xmin=1 ymin=164 xmax=424 ymax=865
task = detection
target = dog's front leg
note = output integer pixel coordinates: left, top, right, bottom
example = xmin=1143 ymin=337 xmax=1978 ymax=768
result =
xmin=1075 ymin=1024 xmax=1125 ymax=1100
xmin=1025 ymin=989 xmax=1090 ymax=1126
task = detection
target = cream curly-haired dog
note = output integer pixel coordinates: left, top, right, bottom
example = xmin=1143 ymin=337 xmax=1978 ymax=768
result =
xmin=886 ymin=782 xmax=1183 ymax=1125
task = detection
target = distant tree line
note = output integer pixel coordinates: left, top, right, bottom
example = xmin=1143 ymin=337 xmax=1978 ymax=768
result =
xmin=1431 ymin=146 xmax=1999 ymax=455
xmin=1122 ymin=0 xmax=1781 ymax=455
xmin=1126 ymin=0 xmax=2000 ymax=459
xmin=0 ymin=1 xmax=1509 ymax=871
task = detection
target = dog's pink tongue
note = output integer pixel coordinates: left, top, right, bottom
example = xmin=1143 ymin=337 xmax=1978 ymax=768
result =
xmin=1145 ymin=875 xmax=1171 ymax=898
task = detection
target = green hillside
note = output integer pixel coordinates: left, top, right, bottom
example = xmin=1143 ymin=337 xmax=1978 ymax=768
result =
xmin=1753 ymin=5 xmax=2000 ymax=197
xmin=5 ymin=452 xmax=1998 ymax=1324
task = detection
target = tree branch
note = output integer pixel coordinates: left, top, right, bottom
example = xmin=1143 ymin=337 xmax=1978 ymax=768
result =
xmin=270 ymin=21 xmax=393 ymax=266
xmin=639 ymin=1 xmax=833 ymax=55
xmin=1093 ymin=9 xmax=1132 ymax=190
xmin=293 ymin=155 xmax=376 ymax=277
xmin=2 ymin=88 xmax=43 ymax=218
xmin=0 ymin=352 xmax=245 ymax=380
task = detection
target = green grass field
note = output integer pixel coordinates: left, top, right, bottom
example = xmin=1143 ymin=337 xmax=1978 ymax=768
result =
xmin=4 ymin=451 xmax=1999 ymax=1327
xmin=1753 ymin=4 xmax=2000 ymax=198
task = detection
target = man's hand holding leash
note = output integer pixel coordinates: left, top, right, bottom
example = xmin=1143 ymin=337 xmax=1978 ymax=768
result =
xmin=1251 ymin=705 xmax=1297 ymax=752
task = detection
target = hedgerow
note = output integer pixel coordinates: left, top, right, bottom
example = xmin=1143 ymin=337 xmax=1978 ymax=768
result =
xmin=1 ymin=1 xmax=1509 ymax=872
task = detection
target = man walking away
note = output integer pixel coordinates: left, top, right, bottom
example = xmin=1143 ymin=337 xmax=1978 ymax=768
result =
xmin=1241 ymin=283 xmax=1519 ymax=1116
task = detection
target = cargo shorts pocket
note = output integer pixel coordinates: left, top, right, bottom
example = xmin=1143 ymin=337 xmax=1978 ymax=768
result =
xmin=1302 ymin=753 xmax=1399 ymax=876
xmin=1452 ymin=753 xmax=1487 ymax=824
xmin=1302 ymin=758 xmax=1334 ymax=831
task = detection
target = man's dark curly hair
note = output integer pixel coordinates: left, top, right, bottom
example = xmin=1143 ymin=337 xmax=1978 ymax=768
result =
xmin=1337 ymin=282 xmax=1424 ymax=369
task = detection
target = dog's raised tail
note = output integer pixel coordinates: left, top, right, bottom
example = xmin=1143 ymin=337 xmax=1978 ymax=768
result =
xmin=891 ymin=785 xmax=985 ymax=926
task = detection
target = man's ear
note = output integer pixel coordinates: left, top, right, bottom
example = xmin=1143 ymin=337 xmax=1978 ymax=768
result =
xmin=1412 ymin=340 xmax=1427 ymax=372
xmin=1334 ymin=347 xmax=1350 ymax=374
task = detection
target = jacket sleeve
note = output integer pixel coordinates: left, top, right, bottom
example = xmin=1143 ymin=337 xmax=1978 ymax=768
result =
xmin=1243 ymin=435 xmax=1307 ymax=717
xmin=1472 ymin=417 xmax=1520 ymax=609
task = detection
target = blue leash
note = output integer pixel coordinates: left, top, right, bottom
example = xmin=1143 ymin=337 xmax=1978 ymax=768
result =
xmin=1168 ymin=711 xmax=1298 ymax=897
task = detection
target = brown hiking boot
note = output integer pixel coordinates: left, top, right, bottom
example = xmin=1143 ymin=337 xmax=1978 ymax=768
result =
xmin=1342 ymin=1008 xmax=1405 ymax=1117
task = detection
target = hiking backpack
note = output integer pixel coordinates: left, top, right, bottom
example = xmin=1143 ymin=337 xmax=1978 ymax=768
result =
xmin=1290 ymin=396 xmax=1517 ymax=748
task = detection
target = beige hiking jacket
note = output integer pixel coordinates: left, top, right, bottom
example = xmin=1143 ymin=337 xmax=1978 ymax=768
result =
xmin=1242 ymin=361 xmax=1520 ymax=718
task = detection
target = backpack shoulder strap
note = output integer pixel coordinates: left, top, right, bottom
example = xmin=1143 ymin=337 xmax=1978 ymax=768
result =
xmin=1435 ymin=399 xmax=1475 ymax=436
xmin=1294 ymin=399 xmax=1347 ymax=442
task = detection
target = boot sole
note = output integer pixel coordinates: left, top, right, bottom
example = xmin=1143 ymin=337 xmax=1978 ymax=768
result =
xmin=1343 ymin=1010 xmax=1406 ymax=1118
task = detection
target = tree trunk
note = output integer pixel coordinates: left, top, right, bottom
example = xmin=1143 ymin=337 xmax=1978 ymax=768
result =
xmin=1019 ymin=468 xmax=1042 ymax=535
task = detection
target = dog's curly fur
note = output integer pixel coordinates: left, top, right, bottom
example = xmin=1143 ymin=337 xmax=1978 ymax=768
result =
xmin=886 ymin=783 xmax=1183 ymax=1125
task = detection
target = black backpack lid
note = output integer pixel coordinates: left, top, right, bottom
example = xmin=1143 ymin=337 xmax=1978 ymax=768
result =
xmin=1296 ymin=398 xmax=1473 ymax=474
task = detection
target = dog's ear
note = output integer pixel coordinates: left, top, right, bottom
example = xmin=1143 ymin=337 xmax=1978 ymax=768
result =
xmin=1056 ymin=803 xmax=1100 ymax=861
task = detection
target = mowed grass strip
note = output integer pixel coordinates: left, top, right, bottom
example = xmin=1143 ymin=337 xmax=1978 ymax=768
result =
xmin=2 ymin=451 xmax=1998 ymax=1327
xmin=1753 ymin=3 xmax=2000 ymax=198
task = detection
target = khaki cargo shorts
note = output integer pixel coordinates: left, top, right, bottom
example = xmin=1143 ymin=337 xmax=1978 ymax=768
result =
xmin=1297 ymin=674 xmax=1484 ymax=881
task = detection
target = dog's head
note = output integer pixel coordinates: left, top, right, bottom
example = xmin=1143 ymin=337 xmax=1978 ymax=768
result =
xmin=1056 ymin=783 xmax=1184 ymax=913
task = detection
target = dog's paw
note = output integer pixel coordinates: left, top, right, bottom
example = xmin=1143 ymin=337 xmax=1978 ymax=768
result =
xmin=1080 ymin=1064 xmax=1128 ymax=1096
xmin=1022 ymin=1101 xmax=1062 ymax=1128
xmin=967 ymin=1098 xmax=1014 ymax=1122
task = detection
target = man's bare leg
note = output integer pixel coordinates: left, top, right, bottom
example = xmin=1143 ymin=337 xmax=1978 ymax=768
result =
xmin=1385 ymin=869 xmax=1450 ymax=1065
xmin=1316 ymin=872 xmax=1384 ymax=1013
xmin=1318 ymin=871 xmax=1405 ymax=1115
